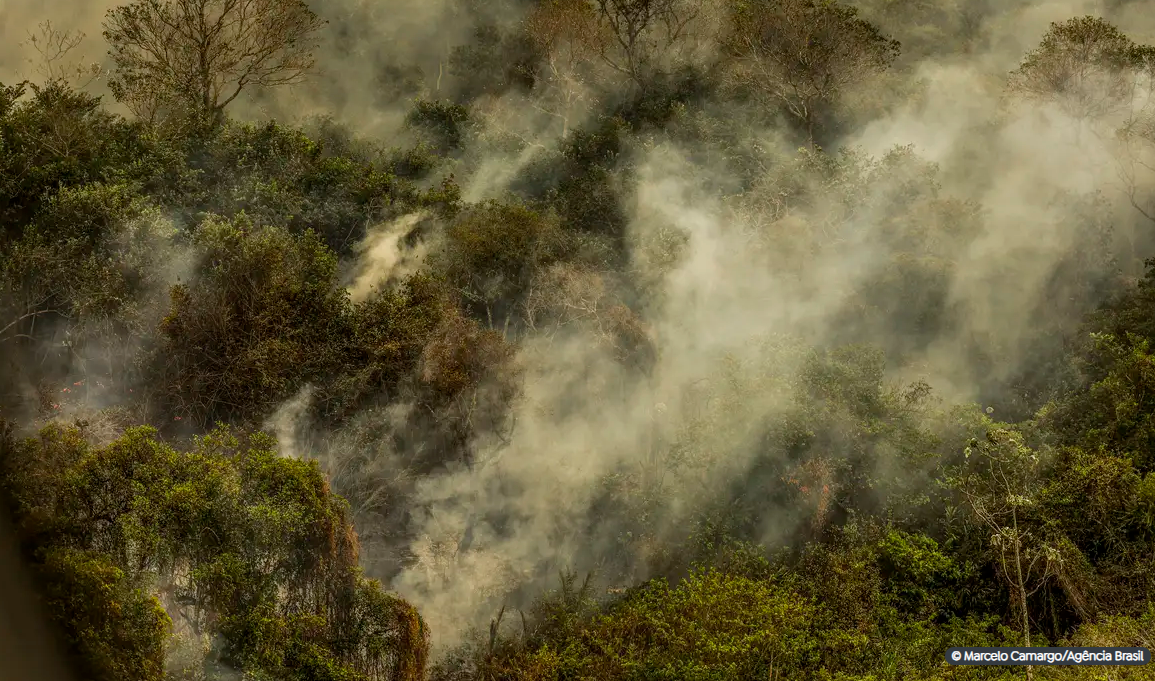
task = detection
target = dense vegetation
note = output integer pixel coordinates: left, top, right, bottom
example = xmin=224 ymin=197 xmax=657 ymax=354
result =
xmin=1 ymin=0 xmax=1154 ymax=679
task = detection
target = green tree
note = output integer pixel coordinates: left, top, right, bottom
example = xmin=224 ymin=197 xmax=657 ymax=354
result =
xmin=0 ymin=80 xmax=165 ymax=233
xmin=0 ymin=421 xmax=430 ymax=681
xmin=1008 ymin=16 xmax=1154 ymax=125
xmin=39 ymin=547 xmax=172 ymax=681
xmin=1008 ymin=17 xmax=1155 ymax=226
xmin=1045 ymin=318 xmax=1155 ymax=475
xmin=433 ymin=200 xmax=602 ymax=333
xmin=147 ymin=214 xmax=347 ymax=428
xmin=951 ymin=429 xmax=1062 ymax=680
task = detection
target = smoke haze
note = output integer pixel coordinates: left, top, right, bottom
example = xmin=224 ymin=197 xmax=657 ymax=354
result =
xmin=3 ymin=0 xmax=1155 ymax=657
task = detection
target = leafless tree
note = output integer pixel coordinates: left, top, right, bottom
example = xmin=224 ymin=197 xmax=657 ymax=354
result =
xmin=590 ymin=0 xmax=700 ymax=89
xmin=524 ymin=0 xmax=600 ymax=137
xmin=22 ymin=21 xmax=106 ymax=89
xmin=102 ymin=0 xmax=325 ymax=129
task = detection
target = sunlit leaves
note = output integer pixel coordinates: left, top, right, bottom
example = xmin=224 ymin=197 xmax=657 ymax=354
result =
xmin=0 ymin=422 xmax=428 ymax=680
xmin=39 ymin=547 xmax=171 ymax=681
xmin=1008 ymin=16 xmax=1154 ymax=122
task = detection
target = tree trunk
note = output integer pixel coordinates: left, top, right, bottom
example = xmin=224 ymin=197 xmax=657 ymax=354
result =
xmin=1013 ymin=509 xmax=1033 ymax=681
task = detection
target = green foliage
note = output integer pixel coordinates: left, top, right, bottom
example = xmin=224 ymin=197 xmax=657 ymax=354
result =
xmin=0 ymin=80 xmax=165 ymax=233
xmin=171 ymin=120 xmax=460 ymax=255
xmin=148 ymin=215 xmax=348 ymax=427
xmin=724 ymin=0 xmax=901 ymax=142
xmin=437 ymin=557 xmax=1016 ymax=681
xmin=0 ymin=422 xmax=429 ymax=681
xmin=434 ymin=199 xmax=610 ymax=328
xmin=448 ymin=24 xmax=540 ymax=102
xmin=1048 ymin=320 xmax=1155 ymax=473
xmin=0 ymin=180 xmax=177 ymax=417
xmin=4 ymin=182 xmax=173 ymax=321
xmin=744 ymin=344 xmax=940 ymax=533
xmin=3 ymin=7 xmax=1155 ymax=681
xmin=583 ymin=570 xmax=818 ymax=680
xmin=39 ymin=546 xmax=171 ymax=681
xmin=1009 ymin=16 xmax=1155 ymax=119
xmin=513 ymin=117 xmax=632 ymax=243
xmin=406 ymin=100 xmax=472 ymax=155
xmin=851 ymin=0 xmax=985 ymax=64
xmin=876 ymin=530 xmax=971 ymax=619
xmin=313 ymin=273 xmax=448 ymax=424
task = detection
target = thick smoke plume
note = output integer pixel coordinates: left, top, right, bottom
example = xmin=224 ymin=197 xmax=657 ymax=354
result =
xmin=356 ymin=0 xmax=1155 ymax=650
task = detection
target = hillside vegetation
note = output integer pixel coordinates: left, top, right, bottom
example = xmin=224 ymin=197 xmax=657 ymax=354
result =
xmin=1 ymin=0 xmax=1154 ymax=679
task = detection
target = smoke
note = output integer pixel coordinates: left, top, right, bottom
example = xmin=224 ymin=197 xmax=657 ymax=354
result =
xmin=5 ymin=0 xmax=1155 ymax=660
xmin=351 ymin=0 xmax=1155 ymax=653
xmin=0 ymin=0 xmax=519 ymax=137
xmin=0 ymin=0 xmax=121 ymax=85
xmin=347 ymin=212 xmax=432 ymax=302
xmin=263 ymin=385 xmax=315 ymax=460
xmin=385 ymin=143 xmax=899 ymax=644
xmin=229 ymin=0 xmax=543 ymax=138
xmin=0 ymin=204 xmax=192 ymax=435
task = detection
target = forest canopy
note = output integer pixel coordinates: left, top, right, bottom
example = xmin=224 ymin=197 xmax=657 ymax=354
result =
xmin=1 ymin=0 xmax=1155 ymax=679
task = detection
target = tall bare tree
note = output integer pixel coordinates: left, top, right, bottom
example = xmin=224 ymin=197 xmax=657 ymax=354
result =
xmin=102 ymin=0 xmax=324 ymax=129
xmin=724 ymin=0 xmax=899 ymax=144
xmin=524 ymin=0 xmax=600 ymax=137
xmin=590 ymin=0 xmax=701 ymax=89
